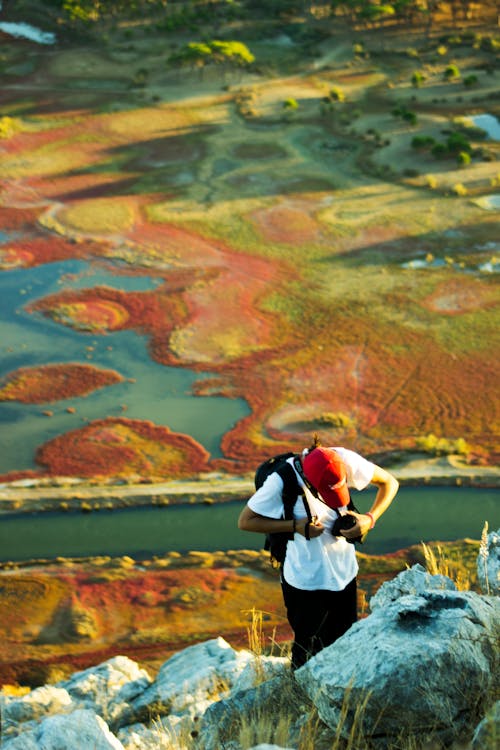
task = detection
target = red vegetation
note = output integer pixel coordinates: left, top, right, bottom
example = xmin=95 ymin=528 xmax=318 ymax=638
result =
xmin=35 ymin=418 xmax=211 ymax=478
xmin=27 ymin=284 xmax=188 ymax=343
xmin=0 ymin=235 xmax=105 ymax=269
xmin=0 ymin=363 xmax=124 ymax=404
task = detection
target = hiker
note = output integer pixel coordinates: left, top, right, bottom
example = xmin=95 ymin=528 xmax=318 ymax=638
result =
xmin=238 ymin=439 xmax=399 ymax=670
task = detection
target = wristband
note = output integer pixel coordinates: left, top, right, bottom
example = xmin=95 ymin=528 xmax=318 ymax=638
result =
xmin=366 ymin=512 xmax=375 ymax=529
xmin=305 ymin=522 xmax=310 ymax=540
xmin=292 ymin=518 xmax=296 ymax=534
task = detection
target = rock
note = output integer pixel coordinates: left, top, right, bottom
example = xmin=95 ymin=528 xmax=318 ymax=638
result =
xmin=198 ymin=671 xmax=312 ymax=750
xmin=1 ymin=685 xmax=73 ymax=729
xmin=117 ymin=716 xmax=185 ymax=749
xmin=296 ymin=568 xmax=499 ymax=747
xmin=370 ymin=563 xmax=456 ymax=611
xmin=123 ymin=637 xmax=254 ymax=728
xmin=58 ymin=655 xmax=151 ymax=727
xmin=472 ymin=701 xmax=500 ymax=749
xmin=1 ymin=709 xmax=124 ymax=750
xmin=229 ymin=655 xmax=288 ymax=696
xmin=477 ymin=527 xmax=500 ymax=595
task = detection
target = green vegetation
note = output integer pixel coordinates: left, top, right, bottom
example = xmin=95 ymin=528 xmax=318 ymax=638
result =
xmin=415 ymin=434 xmax=470 ymax=457
xmin=169 ymin=39 xmax=255 ymax=72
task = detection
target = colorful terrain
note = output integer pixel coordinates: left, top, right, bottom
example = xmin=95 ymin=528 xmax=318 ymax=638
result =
xmin=0 ymin=539 xmax=482 ymax=687
xmin=0 ymin=5 xmax=498 ymax=484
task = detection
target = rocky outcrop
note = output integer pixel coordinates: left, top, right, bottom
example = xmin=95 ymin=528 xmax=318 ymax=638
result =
xmin=1 ymin=567 xmax=498 ymax=750
xmin=295 ymin=566 xmax=499 ymax=748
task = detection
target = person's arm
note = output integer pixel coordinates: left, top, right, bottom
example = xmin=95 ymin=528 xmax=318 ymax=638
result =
xmin=238 ymin=504 xmax=324 ymax=538
xmin=341 ymin=464 xmax=399 ymax=540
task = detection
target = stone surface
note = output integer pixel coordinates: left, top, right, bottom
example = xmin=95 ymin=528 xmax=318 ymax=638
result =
xmin=123 ymin=637 xmax=253 ymax=728
xmin=58 ymin=654 xmax=151 ymax=727
xmin=471 ymin=700 xmax=500 ymax=749
xmin=296 ymin=567 xmax=499 ymax=747
xmin=1 ymin=709 xmax=124 ymax=750
xmin=370 ymin=562 xmax=456 ymax=611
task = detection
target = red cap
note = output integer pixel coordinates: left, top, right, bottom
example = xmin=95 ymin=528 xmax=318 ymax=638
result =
xmin=302 ymin=447 xmax=349 ymax=509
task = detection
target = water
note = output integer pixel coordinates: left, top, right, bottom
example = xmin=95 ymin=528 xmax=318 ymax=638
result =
xmin=0 ymin=486 xmax=497 ymax=562
xmin=471 ymin=114 xmax=500 ymax=141
xmin=0 ymin=259 xmax=250 ymax=472
xmin=475 ymin=195 xmax=500 ymax=212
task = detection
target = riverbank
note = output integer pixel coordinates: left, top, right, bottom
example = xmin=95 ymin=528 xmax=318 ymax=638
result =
xmin=0 ymin=453 xmax=498 ymax=515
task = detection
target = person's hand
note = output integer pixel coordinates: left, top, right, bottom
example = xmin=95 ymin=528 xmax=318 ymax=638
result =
xmin=296 ymin=518 xmax=324 ymax=539
xmin=339 ymin=511 xmax=373 ymax=540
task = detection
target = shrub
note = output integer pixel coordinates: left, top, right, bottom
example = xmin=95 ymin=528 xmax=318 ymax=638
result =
xmin=447 ymin=131 xmax=471 ymax=154
xmin=283 ymin=98 xmax=298 ymax=110
xmin=415 ymin=434 xmax=470 ymax=456
xmin=411 ymin=135 xmax=435 ymax=150
xmin=411 ymin=71 xmax=426 ymax=88
xmin=329 ymin=86 xmax=345 ymax=102
xmin=463 ymin=74 xmax=478 ymax=87
xmin=457 ymin=151 xmax=471 ymax=166
xmin=444 ymin=64 xmax=460 ymax=80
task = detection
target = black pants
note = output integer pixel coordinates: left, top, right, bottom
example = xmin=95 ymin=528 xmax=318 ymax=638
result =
xmin=281 ymin=575 xmax=357 ymax=670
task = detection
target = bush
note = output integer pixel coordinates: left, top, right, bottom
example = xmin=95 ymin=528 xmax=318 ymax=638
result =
xmin=411 ymin=135 xmax=435 ymax=149
xmin=283 ymin=98 xmax=298 ymax=110
xmin=411 ymin=71 xmax=426 ymax=88
xmin=463 ymin=74 xmax=478 ymax=87
xmin=444 ymin=64 xmax=460 ymax=80
xmin=457 ymin=151 xmax=471 ymax=166
xmin=415 ymin=434 xmax=470 ymax=456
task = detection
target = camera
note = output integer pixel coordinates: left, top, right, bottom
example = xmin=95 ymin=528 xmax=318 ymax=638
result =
xmin=331 ymin=513 xmax=363 ymax=544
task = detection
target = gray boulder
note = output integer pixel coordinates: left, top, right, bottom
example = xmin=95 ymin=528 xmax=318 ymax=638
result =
xmin=123 ymin=637 xmax=254 ymax=728
xmin=1 ymin=686 xmax=74 ymax=740
xmin=370 ymin=563 xmax=456 ymax=610
xmin=472 ymin=700 xmax=500 ymax=749
xmin=296 ymin=568 xmax=499 ymax=747
xmin=58 ymin=654 xmax=151 ymax=726
xmin=1 ymin=709 xmax=124 ymax=750
xmin=477 ymin=527 xmax=500 ymax=595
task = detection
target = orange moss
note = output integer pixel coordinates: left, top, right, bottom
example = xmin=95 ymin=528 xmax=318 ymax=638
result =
xmin=35 ymin=418 xmax=211 ymax=479
xmin=0 ymin=363 xmax=124 ymax=404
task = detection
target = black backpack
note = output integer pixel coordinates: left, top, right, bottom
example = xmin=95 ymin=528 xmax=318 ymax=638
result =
xmin=254 ymin=452 xmax=311 ymax=565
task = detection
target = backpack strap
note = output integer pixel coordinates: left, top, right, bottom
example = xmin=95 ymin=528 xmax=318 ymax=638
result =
xmin=276 ymin=459 xmax=313 ymax=526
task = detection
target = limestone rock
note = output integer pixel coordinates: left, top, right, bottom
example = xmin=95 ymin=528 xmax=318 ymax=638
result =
xmin=229 ymin=655 xmax=288 ymax=696
xmin=198 ymin=670 xmax=314 ymax=750
xmin=117 ymin=716 xmax=185 ymax=749
xmin=477 ymin=527 xmax=500 ymax=595
xmin=296 ymin=568 xmax=499 ymax=747
xmin=58 ymin=655 xmax=151 ymax=727
xmin=1 ymin=709 xmax=124 ymax=750
xmin=1 ymin=685 xmax=73 ymax=732
xmin=370 ymin=563 xmax=456 ymax=611
xmin=123 ymin=637 xmax=253 ymax=728
xmin=472 ymin=701 xmax=500 ymax=749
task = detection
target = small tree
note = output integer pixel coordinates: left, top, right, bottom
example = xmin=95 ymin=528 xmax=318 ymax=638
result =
xmin=444 ymin=63 xmax=460 ymax=80
xmin=457 ymin=151 xmax=471 ymax=166
xmin=411 ymin=71 xmax=426 ymax=88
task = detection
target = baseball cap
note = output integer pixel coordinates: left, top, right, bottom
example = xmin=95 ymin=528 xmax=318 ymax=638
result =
xmin=302 ymin=447 xmax=350 ymax=508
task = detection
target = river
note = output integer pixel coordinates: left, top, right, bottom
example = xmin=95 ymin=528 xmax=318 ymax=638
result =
xmin=0 ymin=485 xmax=498 ymax=562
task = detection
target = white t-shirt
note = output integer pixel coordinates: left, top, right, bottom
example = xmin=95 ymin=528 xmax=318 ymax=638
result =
xmin=248 ymin=447 xmax=376 ymax=592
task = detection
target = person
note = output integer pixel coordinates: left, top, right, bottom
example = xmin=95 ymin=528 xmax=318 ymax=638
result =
xmin=238 ymin=437 xmax=399 ymax=670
